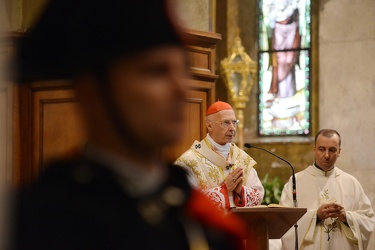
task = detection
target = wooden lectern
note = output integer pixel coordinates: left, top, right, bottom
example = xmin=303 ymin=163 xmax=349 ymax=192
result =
xmin=231 ymin=206 xmax=307 ymax=250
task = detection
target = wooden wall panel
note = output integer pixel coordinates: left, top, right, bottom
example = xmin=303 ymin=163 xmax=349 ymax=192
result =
xmin=161 ymin=29 xmax=221 ymax=162
xmin=0 ymin=85 xmax=8 ymax=186
xmin=1 ymin=33 xmax=22 ymax=186
xmin=186 ymin=46 xmax=212 ymax=73
xmin=39 ymin=101 xmax=86 ymax=165
xmin=31 ymin=87 xmax=87 ymax=173
xmin=13 ymin=29 xmax=221 ymax=186
xmin=162 ymin=84 xmax=209 ymax=163
xmin=17 ymin=81 xmax=87 ymax=185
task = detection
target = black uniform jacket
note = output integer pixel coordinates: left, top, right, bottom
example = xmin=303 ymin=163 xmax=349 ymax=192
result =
xmin=12 ymin=157 xmax=246 ymax=250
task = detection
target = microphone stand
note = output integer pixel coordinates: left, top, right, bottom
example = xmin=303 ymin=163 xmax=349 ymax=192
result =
xmin=244 ymin=143 xmax=299 ymax=250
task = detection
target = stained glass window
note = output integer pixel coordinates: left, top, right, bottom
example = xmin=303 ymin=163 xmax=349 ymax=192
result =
xmin=258 ymin=0 xmax=311 ymax=136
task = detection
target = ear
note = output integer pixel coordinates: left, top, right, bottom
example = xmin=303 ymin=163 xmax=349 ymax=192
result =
xmin=206 ymin=120 xmax=213 ymax=131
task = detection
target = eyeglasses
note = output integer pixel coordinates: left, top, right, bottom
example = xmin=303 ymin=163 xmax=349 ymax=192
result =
xmin=210 ymin=120 xmax=239 ymax=128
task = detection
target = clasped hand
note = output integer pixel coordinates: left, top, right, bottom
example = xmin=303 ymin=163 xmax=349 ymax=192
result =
xmin=317 ymin=203 xmax=347 ymax=223
xmin=224 ymin=167 xmax=244 ymax=195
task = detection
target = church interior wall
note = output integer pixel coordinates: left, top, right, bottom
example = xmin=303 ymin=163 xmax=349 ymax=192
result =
xmin=177 ymin=0 xmax=375 ymax=209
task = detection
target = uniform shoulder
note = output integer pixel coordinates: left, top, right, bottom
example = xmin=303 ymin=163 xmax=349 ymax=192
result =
xmin=30 ymin=158 xmax=84 ymax=185
xmin=18 ymin=157 xmax=117 ymax=196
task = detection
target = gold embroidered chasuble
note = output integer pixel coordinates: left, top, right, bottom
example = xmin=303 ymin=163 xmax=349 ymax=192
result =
xmin=280 ymin=165 xmax=375 ymax=250
xmin=175 ymin=138 xmax=264 ymax=210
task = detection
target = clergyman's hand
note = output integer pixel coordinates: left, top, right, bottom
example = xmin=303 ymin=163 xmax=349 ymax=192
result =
xmin=317 ymin=203 xmax=346 ymax=222
xmin=337 ymin=205 xmax=347 ymax=223
xmin=224 ymin=167 xmax=244 ymax=193
xmin=233 ymin=168 xmax=244 ymax=195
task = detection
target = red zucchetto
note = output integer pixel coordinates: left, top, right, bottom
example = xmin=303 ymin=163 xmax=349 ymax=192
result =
xmin=206 ymin=101 xmax=233 ymax=116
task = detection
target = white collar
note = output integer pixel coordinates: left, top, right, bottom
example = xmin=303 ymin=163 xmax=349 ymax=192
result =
xmin=206 ymin=133 xmax=231 ymax=159
xmin=312 ymin=163 xmax=336 ymax=177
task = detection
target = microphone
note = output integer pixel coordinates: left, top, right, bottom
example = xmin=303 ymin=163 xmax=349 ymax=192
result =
xmin=244 ymin=143 xmax=297 ymax=208
xmin=245 ymin=143 xmax=299 ymax=250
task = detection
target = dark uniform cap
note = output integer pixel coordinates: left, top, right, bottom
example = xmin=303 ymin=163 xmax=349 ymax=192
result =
xmin=14 ymin=0 xmax=183 ymax=82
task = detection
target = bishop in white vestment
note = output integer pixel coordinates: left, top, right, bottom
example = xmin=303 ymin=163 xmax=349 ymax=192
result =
xmin=175 ymin=101 xmax=264 ymax=210
xmin=280 ymin=129 xmax=375 ymax=250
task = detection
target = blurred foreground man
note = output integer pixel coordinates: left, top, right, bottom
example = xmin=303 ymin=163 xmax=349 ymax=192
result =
xmin=175 ymin=101 xmax=264 ymax=210
xmin=280 ymin=129 xmax=375 ymax=249
xmin=11 ymin=1 xmax=248 ymax=249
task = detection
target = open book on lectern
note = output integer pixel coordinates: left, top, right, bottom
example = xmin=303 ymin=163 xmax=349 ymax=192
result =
xmin=241 ymin=203 xmax=291 ymax=208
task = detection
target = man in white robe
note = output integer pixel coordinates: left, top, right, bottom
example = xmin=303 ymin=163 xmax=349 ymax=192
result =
xmin=280 ymin=129 xmax=375 ymax=249
xmin=175 ymin=101 xmax=264 ymax=210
